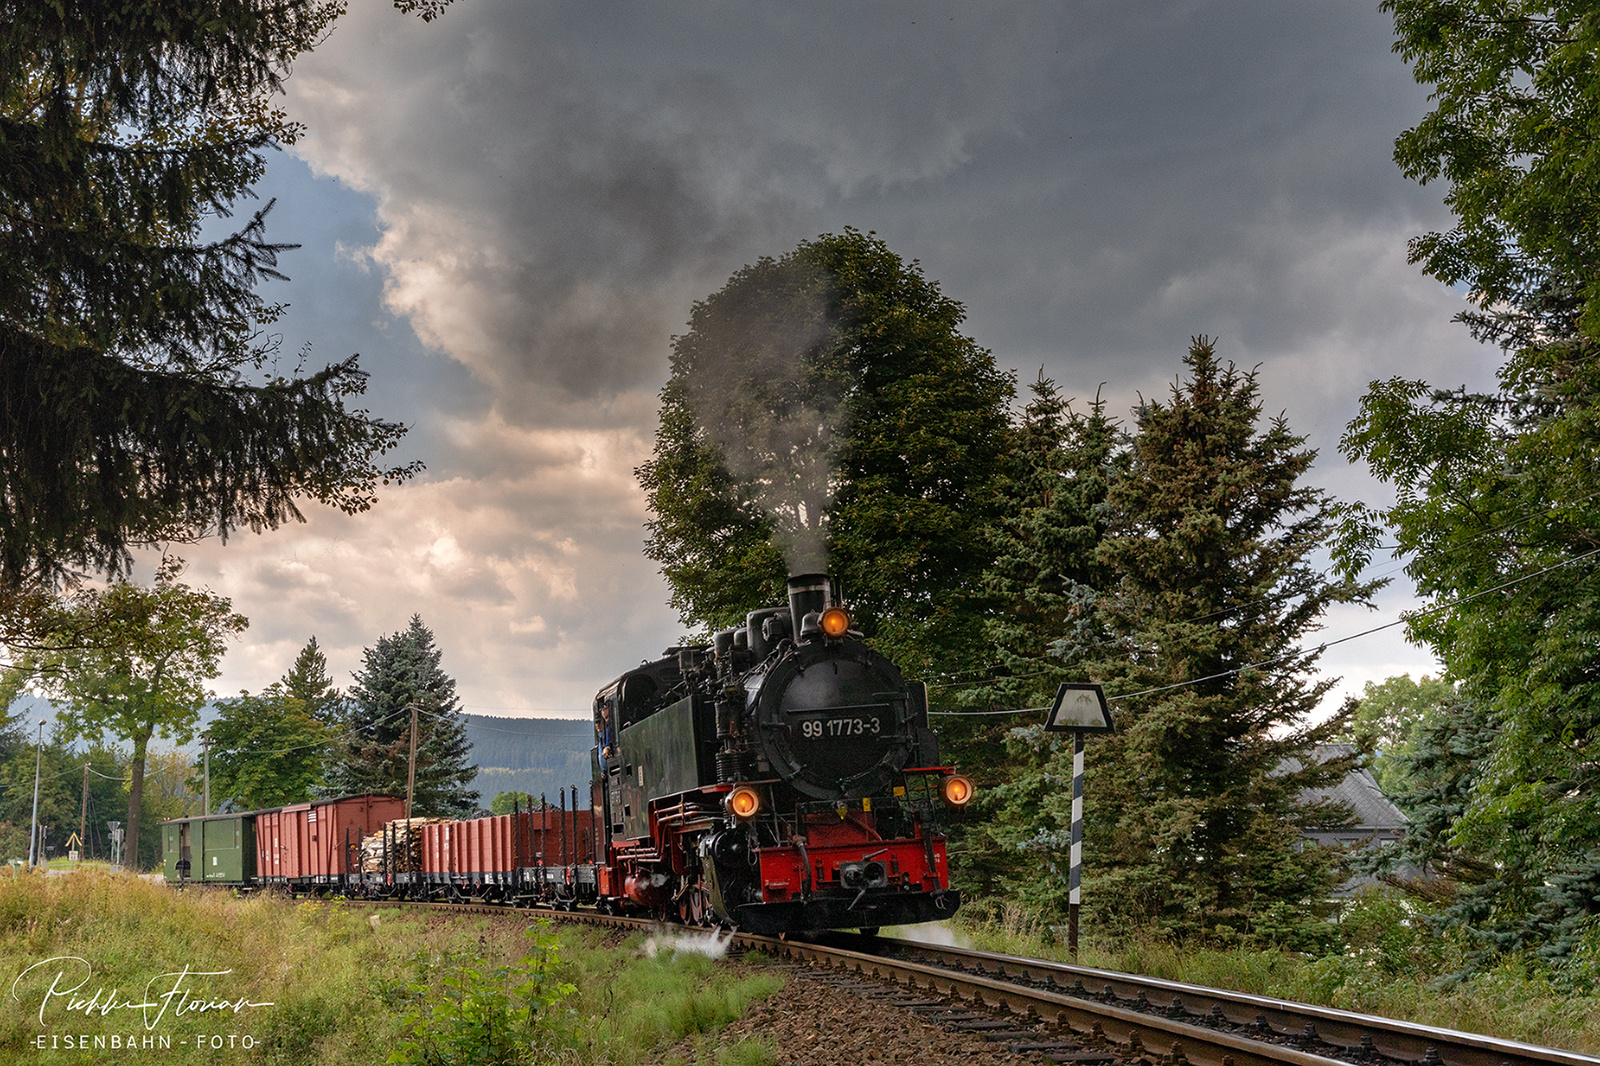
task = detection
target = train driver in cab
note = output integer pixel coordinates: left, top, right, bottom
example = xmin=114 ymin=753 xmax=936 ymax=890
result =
xmin=596 ymin=701 xmax=616 ymax=766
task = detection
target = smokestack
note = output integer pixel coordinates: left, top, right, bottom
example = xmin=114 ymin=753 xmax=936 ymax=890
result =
xmin=787 ymin=573 xmax=831 ymax=638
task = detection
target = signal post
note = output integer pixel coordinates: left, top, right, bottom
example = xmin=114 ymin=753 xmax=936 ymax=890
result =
xmin=1041 ymin=683 xmax=1114 ymax=955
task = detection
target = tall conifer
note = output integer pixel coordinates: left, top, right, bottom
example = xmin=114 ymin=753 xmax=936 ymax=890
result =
xmin=954 ymin=374 xmax=1124 ymax=910
xmin=1085 ymin=339 xmax=1370 ymax=946
xmin=327 ymin=617 xmax=478 ymax=817
xmin=0 ymin=1 xmax=431 ymax=588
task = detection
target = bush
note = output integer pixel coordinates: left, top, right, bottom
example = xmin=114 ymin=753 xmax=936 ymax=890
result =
xmin=388 ymin=924 xmax=576 ymax=1066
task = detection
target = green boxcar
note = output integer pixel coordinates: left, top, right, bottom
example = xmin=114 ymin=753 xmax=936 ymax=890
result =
xmin=161 ymin=814 xmax=256 ymax=885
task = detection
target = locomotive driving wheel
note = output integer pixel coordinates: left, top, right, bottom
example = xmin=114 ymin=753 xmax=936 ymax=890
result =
xmin=678 ymin=881 xmax=713 ymax=927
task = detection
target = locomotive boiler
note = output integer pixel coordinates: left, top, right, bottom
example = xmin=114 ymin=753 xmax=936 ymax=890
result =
xmin=593 ymin=573 xmax=971 ymax=934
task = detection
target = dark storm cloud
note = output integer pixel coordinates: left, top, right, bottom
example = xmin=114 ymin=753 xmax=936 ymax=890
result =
xmin=183 ymin=0 xmax=1478 ymax=708
xmin=289 ymin=0 xmax=1474 ymax=434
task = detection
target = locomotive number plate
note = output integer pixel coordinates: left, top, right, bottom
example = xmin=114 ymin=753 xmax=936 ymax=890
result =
xmin=798 ymin=715 xmax=882 ymax=739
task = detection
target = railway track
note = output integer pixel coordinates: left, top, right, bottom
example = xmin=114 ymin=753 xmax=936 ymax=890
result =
xmin=324 ymin=899 xmax=1598 ymax=1066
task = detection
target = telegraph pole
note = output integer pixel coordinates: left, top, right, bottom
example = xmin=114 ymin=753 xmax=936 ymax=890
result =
xmin=79 ymin=762 xmax=89 ymax=859
xmin=201 ymin=733 xmax=211 ymax=816
xmin=27 ymin=719 xmax=44 ymax=868
xmin=405 ymin=702 xmax=420 ymax=819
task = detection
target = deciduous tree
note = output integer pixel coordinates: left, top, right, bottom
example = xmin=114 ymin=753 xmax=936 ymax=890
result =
xmin=1335 ymin=674 xmax=1456 ymax=796
xmin=201 ymin=637 xmax=337 ymax=810
xmin=32 ymin=561 xmax=246 ymax=868
xmin=637 ymin=229 xmax=1014 ymax=679
xmin=1339 ymin=0 xmax=1600 ymax=960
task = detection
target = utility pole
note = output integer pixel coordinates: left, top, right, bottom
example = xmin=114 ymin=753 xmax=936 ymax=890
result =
xmin=27 ymin=719 xmax=44 ymax=869
xmin=79 ymin=762 xmax=89 ymax=859
xmin=201 ymin=733 xmax=211 ymax=816
xmin=405 ymin=702 xmax=420 ymax=820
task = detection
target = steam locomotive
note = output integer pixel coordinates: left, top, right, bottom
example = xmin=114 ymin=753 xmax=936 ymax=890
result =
xmin=595 ymin=572 xmax=970 ymax=933
xmin=160 ymin=573 xmax=969 ymax=935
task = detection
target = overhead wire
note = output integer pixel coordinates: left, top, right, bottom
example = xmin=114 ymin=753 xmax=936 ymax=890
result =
xmin=923 ymin=485 xmax=1600 ymax=693
xmin=928 ymin=544 xmax=1600 ymax=716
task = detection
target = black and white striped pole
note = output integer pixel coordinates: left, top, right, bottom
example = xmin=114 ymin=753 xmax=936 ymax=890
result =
xmin=1044 ymin=683 xmax=1114 ymax=956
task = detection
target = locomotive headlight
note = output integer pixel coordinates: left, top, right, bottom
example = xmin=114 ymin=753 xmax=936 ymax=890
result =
xmin=942 ymin=774 xmax=975 ymax=807
xmin=726 ymin=784 xmax=762 ymax=820
xmin=820 ymin=607 xmax=851 ymax=639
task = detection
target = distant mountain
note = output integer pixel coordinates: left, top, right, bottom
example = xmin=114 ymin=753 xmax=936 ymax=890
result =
xmin=7 ymin=701 xmax=597 ymax=811
xmin=5 ymin=696 xmax=222 ymax=755
xmin=462 ymin=714 xmax=594 ymax=809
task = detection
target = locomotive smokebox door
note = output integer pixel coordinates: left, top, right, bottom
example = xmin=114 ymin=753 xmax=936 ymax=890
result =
xmin=751 ymin=641 xmax=914 ymax=801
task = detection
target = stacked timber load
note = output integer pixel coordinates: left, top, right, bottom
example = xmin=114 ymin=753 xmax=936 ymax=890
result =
xmin=362 ymin=817 xmax=448 ymax=875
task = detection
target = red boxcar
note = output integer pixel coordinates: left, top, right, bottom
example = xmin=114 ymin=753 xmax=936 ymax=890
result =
xmin=255 ymin=795 xmax=405 ymax=885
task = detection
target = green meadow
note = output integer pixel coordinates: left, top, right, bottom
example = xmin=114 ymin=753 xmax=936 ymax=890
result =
xmin=0 ymin=870 xmax=780 ymax=1065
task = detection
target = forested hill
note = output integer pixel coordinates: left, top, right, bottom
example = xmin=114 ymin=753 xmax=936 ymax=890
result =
xmin=462 ymin=714 xmax=594 ymax=809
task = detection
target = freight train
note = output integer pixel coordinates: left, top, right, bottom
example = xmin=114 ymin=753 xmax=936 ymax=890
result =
xmin=161 ymin=573 xmax=972 ymax=935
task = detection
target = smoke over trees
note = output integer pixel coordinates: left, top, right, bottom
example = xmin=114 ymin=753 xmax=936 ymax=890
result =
xmin=638 ymin=229 xmax=1014 ymax=677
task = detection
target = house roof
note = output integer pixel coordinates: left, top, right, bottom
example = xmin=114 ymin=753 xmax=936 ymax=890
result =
xmin=1293 ymin=742 xmax=1408 ymax=831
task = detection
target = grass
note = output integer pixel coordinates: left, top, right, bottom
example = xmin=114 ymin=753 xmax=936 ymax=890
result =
xmin=0 ymin=870 xmax=784 ymax=1064
xmin=950 ymin=899 xmax=1600 ymax=1056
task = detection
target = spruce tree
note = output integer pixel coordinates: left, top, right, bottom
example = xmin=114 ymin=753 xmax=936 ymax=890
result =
xmin=1085 ymin=338 xmax=1371 ymax=947
xmin=1373 ymin=694 xmax=1497 ymax=893
xmin=0 ymin=1 xmax=439 ymax=589
xmin=327 ymin=617 xmax=478 ymax=817
xmin=953 ymin=374 xmax=1125 ymax=910
xmin=281 ymin=636 xmax=343 ymax=722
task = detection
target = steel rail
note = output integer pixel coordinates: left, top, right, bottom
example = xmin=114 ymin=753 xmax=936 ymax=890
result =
xmin=846 ymin=934 xmax=1600 ymax=1066
xmin=311 ymin=899 xmax=1597 ymax=1066
xmin=757 ymin=935 xmax=1349 ymax=1066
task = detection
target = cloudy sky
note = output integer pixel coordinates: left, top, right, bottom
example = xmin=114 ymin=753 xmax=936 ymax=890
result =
xmin=166 ymin=0 xmax=1499 ymax=719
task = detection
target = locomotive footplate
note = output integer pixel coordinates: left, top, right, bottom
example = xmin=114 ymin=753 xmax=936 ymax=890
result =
xmin=729 ymin=889 xmax=960 ymax=935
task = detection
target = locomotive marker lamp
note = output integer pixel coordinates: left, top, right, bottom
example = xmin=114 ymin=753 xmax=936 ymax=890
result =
xmin=820 ymin=607 xmax=851 ymax=639
xmin=941 ymin=774 xmax=975 ymax=807
xmin=1041 ymin=682 xmax=1114 ymax=956
xmin=726 ymin=784 xmax=762 ymax=820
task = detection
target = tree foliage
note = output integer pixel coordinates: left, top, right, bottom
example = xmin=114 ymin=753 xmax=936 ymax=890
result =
xmin=1386 ymin=0 xmax=1600 ymax=342
xmin=1339 ymin=0 xmax=1600 ymax=961
xmin=28 ymin=560 xmax=246 ymax=868
xmin=0 ymin=723 xmax=136 ymax=865
xmin=1080 ymin=339 xmax=1372 ymax=946
xmin=0 ymin=0 xmax=445 ymax=587
xmin=326 ymin=616 xmax=478 ymax=818
xmin=637 ymin=229 xmax=1014 ymax=677
xmin=949 ymin=374 xmax=1124 ymax=908
xmin=1336 ymin=674 xmax=1457 ymax=795
xmin=201 ymin=637 xmax=336 ymax=811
